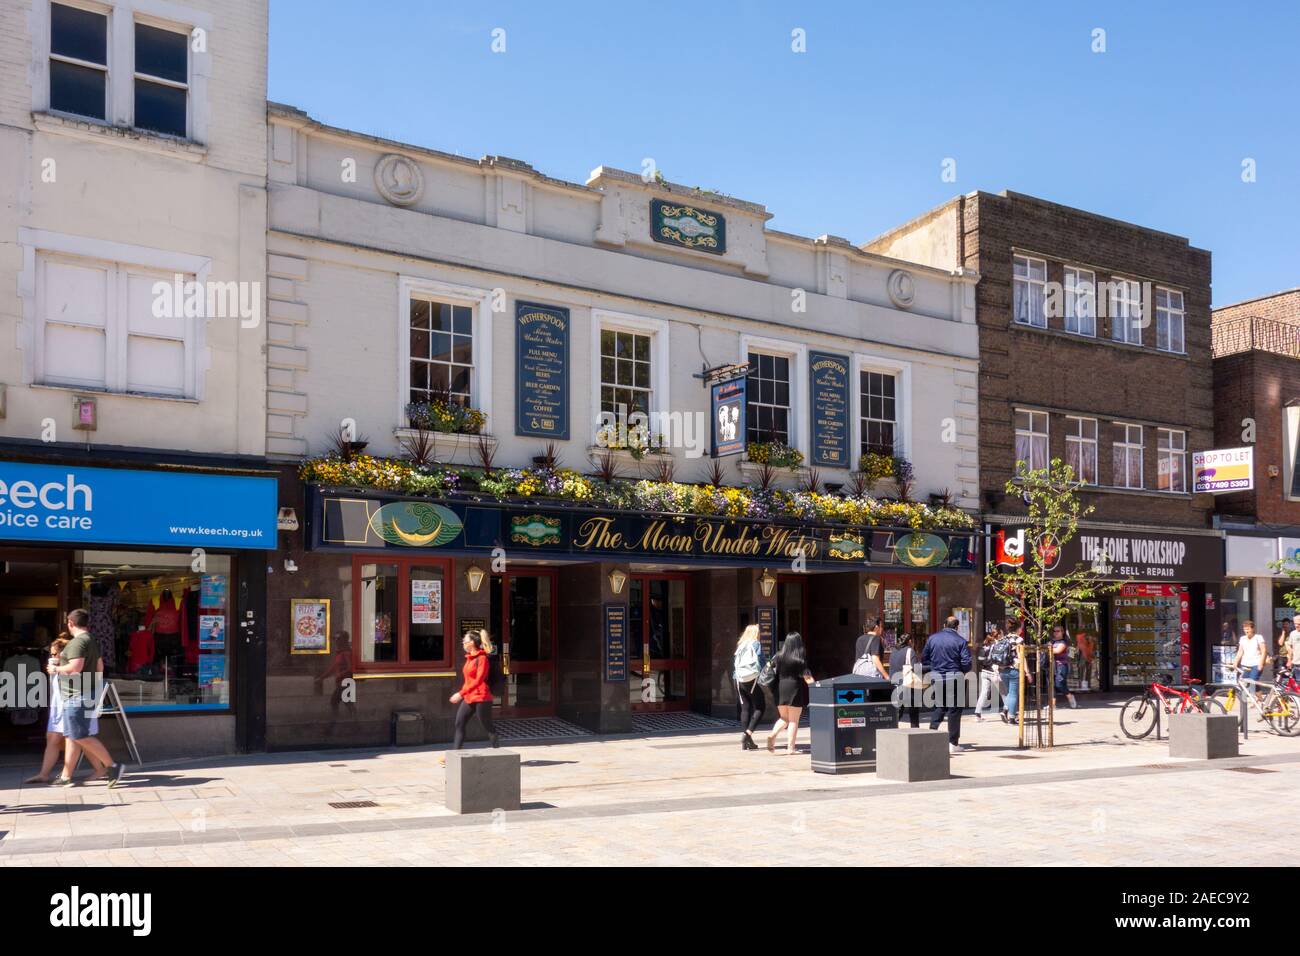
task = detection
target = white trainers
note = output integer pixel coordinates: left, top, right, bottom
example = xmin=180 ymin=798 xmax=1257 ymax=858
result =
xmin=949 ymin=743 xmax=970 ymax=755
xmin=1068 ymin=695 xmax=1078 ymax=709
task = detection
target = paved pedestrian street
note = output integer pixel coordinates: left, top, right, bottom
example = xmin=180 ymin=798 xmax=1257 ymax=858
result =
xmin=2 ymin=700 xmax=1297 ymax=867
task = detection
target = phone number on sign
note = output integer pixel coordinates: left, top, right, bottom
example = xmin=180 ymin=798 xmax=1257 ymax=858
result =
xmin=1196 ymin=479 xmax=1251 ymax=491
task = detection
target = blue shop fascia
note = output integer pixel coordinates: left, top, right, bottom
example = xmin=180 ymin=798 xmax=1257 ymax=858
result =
xmin=0 ymin=442 xmax=278 ymax=759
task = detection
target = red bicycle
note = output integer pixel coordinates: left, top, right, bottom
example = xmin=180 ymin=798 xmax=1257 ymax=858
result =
xmin=1119 ymin=679 xmax=1225 ymax=739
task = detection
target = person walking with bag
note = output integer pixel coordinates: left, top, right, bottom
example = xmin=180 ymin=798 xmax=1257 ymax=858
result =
xmin=1001 ymin=621 xmax=1031 ymax=725
xmin=852 ymin=619 xmax=888 ymax=681
xmin=974 ymin=628 xmax=1003 ymax=721
xmin=765 ymin=633 xmax=814 ymax=755
xmin=733 ymin=625 xmax=766 ymax=750
xmin=889 ymin=633 xmax=925 ymax=728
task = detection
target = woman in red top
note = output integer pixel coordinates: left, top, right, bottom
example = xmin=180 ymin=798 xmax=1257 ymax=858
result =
xmin=450 ymin=630 xmax=499 ymax=750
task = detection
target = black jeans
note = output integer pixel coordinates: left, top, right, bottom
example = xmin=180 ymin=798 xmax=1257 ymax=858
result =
xmin=452 ymin=700 xmax=498 ymax=749
xmin=737 ymin=679 xmax=764 ymax=733
xmin=929 ymin=674 xmax=963 ymax=745
xmin=896 ymin=684 xmax=923 ymax=728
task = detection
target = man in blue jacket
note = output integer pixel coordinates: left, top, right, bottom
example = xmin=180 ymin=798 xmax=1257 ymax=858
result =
xmin=921 ymin=615 xmax=974 ymax=754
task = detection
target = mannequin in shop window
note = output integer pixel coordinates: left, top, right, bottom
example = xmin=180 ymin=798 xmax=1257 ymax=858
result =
xmin=144 ymin=587 xmax=188 ymax=677
xmin=86 ymin=582 xmax=118 ymax=667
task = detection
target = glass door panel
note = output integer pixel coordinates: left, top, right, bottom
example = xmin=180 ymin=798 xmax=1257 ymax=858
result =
xmin=629 ymin=575 xmax=690 ymax=711
xmin=408 ymin=565 xmax=446 ymax=663
xmin=777 ymin=578 xmax=805 ymax=638
xmin=490 ymin=571 xmax=557 ymax=717
xmin=358 ymin=563 xmax=399 ymax=663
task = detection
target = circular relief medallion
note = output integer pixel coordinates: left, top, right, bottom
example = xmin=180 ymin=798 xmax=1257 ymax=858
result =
xmin=374 ymin=153 xmax=424 ymax=207
xmin=887 ymin=269 xmax=916 ymax=309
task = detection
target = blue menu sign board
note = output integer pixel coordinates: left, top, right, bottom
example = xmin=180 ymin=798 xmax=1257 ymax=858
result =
xmin=603 ymin=603 xmax=628 ymax=682
xmin=711 ymin=378 xmax=746 ymax=458
xmin=515 ymin=301 xmax=570 ymax=439
xmin=808 ymin=351 xmax=850 ymax=468
xmin=756 ymin=605 xmax=777 ymax=657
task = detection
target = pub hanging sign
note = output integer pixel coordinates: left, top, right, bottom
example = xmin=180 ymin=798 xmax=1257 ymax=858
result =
xmin=515 ymin=301 xmax=570 ymax=439
xmin=650 ymin=198 xmax=726 ymax=254
xmin=711 ymin=378 xmax=746 ymax=458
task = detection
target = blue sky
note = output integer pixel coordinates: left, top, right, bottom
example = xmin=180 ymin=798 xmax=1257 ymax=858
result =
xmin=269 ymin=1 xmax=1299 ymax=307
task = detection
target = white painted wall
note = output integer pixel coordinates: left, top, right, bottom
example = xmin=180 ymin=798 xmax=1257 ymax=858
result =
xmin=0 ymin=0 xmax=267 ymax=456
xmin=266 ymin=106 xmax=981 ymax=506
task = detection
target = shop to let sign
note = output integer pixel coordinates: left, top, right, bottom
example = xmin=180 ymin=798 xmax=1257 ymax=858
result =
xmin=515 ymin=301 xmax=570 ymax=439
xmin=1192 ymin=447 xmax=1253 ymax=493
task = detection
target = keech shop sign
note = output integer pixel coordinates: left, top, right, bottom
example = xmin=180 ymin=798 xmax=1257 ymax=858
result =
xmin=0 ymin=461 xmax=276 ymax=549
xmin=1192 ymin=447 xmax=1253 ymax=493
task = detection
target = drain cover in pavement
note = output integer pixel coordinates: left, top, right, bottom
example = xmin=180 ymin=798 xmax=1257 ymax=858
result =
xmin=496 ymin=717 xmax=593 ymax=740
xmin=631 ymin=712 xmax=734 ymax=734
xmin=328 ymin=800 xmax=379 ymax=809
xmin=1000 ymin=754 xmax=1035 ymax=760
xmin=1226 ymin=766 xmax=1276 ymax=774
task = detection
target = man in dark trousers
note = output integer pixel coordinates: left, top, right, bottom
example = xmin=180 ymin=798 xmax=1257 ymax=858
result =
xmin=922 ymin=615 xmax=974 ymax=755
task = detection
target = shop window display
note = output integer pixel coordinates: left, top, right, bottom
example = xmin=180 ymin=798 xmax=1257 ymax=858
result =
xmin=1111 ymin=584 xmax=1189 ymax=688
xmin=1218 ymin=580 xmax=1253 ymax=685
xmin=77 ymin=551 xmax=231 ymax=711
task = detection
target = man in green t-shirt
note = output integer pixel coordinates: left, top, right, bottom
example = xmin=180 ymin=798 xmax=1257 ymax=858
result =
xmin=47 ymin=608 xmax=123 ymax=788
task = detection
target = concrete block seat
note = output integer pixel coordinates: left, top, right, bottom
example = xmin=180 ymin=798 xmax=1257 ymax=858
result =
xmin=876 ymin=728 xmax=950 ymax=782
xmin=444 ymin=749 xmax=521 ymax=814
xmin=1168 ymin=713 xmax=1238 ymax=760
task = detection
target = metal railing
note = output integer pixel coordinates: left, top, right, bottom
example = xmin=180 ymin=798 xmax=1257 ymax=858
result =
xmin=1212 ymin=315 xmax=1300 ymax=358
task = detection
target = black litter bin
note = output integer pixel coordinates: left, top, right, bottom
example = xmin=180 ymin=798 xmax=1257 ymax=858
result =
xmin=809 ymin=674 xmax=897 ymax=774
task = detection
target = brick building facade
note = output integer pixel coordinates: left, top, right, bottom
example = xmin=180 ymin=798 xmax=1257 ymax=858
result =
xmin=1212 ymin=289 xmax=1300 ymax=658
xmin=869 ymin=191 xmax=1226 ymax=690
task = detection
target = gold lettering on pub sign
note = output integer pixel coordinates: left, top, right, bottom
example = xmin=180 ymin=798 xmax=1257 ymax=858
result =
xmin=573 ymin=515 xmax=819 ymax=560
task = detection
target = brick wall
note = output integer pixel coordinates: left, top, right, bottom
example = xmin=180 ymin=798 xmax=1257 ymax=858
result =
xmin=1212 ymin=348 xmax=1300 ymax=524
xmin=963 ymin=191 xmax=1214 ymax=528
xmin=1214 ymin=289 xmax=1300 ymax=327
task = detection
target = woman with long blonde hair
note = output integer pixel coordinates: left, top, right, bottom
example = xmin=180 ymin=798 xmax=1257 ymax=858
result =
xmin=732 ymin=624 xmax=766 ymax=751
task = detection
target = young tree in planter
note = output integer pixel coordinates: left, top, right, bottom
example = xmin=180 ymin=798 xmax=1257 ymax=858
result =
xmin=985 ymin=458 xmax=1121 ymax=748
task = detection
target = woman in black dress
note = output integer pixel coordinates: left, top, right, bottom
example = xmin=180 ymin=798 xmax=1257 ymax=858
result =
xmin=765 ymin=632 xmax=814 ymax=755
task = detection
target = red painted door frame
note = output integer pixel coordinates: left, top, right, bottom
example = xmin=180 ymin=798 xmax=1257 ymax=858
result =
xmin=493 ymin=568 xmax=559 ymax=718
xmin=629 ymin=572 xmax=692 ymax=713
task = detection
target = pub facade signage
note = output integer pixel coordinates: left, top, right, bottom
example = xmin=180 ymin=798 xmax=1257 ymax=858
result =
xmin=515 ymin=301 xmax=570 ymax=439
xmin=311 ymin=488 xmax=979 ymax=572
xmin=808 ymin=350 xmax=850 ymax=468
xmin=649 ymin=198 xmax=725 ymax=254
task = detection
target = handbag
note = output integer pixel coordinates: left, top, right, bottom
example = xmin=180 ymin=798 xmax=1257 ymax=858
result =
xmin=902 ymin=647 xmax=924 ymax=690
xmin=757 ymin=657 xmax=778 ymax=688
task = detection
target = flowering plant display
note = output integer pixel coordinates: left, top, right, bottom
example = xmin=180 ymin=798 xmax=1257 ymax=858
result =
xmin=746 ymin=441 xmax=804 ymax=468
xmin=299 ymin=454 xmax=974 ymax=531
xmin=404 ymin=400 xmax=486 ymax=435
